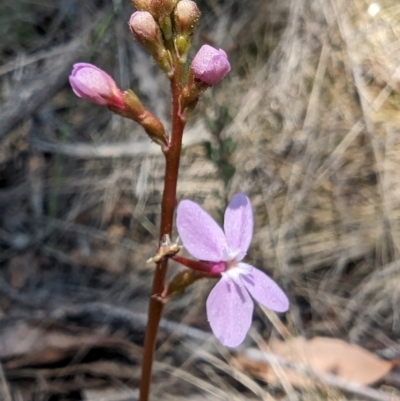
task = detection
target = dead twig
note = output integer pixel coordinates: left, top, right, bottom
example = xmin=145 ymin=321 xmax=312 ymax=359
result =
xmin=30 ymin=121 xmax=211 ymax=158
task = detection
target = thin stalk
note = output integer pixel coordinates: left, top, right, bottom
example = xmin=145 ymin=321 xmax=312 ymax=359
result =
xmin=139 ymin=61 xmax=185 ymax=401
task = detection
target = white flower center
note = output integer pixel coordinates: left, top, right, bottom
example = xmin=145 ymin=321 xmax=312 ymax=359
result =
xmin=219 ymin=246 xmax=249 ymax=280
xmin=222 ymin=247 xmax=245 ymax=263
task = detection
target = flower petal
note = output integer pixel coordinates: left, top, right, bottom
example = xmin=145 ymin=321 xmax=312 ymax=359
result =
xmin=206 ymin=274 xmax=253 ymax=347
xmin=69 ymin=76 xmax=107 ymax=105
xmin=224 ymin=193 xmax=253 ymax=259
xmin=74 ymin=66 xmax=114 ymax=97
xmin=69 ymin=63 xmax=124 ymax=110
xmin=239 ymin=263 xmax=289 ymax=312
xmin=176 ymin=200 xmax=228 ymax=262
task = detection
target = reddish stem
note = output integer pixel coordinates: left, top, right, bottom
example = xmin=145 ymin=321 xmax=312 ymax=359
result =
xmin=139 ymin=63 xmax=185 ymax=401
xmin=172 ymin=255 xmax=224 ymax=276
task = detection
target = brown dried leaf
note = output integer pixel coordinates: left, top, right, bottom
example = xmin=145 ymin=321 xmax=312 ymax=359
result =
xmin=238 ymin=336 xmax=393 ymax=387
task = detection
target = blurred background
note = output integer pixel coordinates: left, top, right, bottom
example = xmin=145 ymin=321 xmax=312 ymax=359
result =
xmin=1 ymin=0 xmax=400 ymax=400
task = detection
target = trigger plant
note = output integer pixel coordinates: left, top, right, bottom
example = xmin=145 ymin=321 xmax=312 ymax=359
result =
xmin=69 ymin=0 xmax=289 ymax=399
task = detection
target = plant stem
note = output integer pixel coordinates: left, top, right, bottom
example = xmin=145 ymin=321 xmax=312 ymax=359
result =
xmin=139 ymin=62 xmax=185 ymax=401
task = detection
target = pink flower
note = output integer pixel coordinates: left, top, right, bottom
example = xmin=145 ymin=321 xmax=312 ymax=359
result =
xmin=176 ymin=193 xmax=289 ymax=347
xmin=69 ymin=63 xmax=125 ymax=110
xmin=191 ymin=45 xmax=231 ymax=85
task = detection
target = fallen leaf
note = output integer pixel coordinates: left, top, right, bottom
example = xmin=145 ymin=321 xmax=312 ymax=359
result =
xmin=0 ymin=321 xmax=139 ymax=369
xmin=237 ymin=336 xmax=393 ymax=387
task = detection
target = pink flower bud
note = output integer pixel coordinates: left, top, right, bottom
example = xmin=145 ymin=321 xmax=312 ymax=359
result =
xmin=129 ymin=12 xmax=172 ymax=75
xmin=174 ymin=0 xmax=201 ymax=35
xmin=129 ymin=11 xmax=162 ymax=47
xmin=69 ymin=63 xmax=124 ymax=110
xmin=191 ymin=45 xmax=231 ymax=85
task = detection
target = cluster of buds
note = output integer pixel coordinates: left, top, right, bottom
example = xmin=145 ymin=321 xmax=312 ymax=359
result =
xmin=128 ymin=0 xmax=231 ymax=117
xmin=129 ymin=0 xmax=230 ymax=80
xmin=130 ymin=0 xmax=201 ymax=71
xmin=69 ymin=0 xmax=231 ymax=145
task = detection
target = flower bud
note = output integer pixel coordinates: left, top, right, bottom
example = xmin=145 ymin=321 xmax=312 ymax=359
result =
xmin=131 ymin=0 xmax=151 ymax=10
xmin=150 ymin=0 xmax=177 ymax=19
xmin=175 ymin=34 xmax=191 ymax=61
xmin=148 ymin=0 xmax=177 ymax=40
xmin=156 ymin=269 xmax=206 ymax=303
xmin=174 ymin=0 xmax=200 ymax=35
xmin=69 ymin=63 xmax=125 ymax=110
xmin=129 ymin=12 xmax=173 ymax=74
xmin=129 ymin=11 xmax=163 ymax=50
xmin=191 ymin=45 xmax=231 ymax=85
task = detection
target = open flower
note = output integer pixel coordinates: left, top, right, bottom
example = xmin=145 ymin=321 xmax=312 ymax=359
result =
xmin=176 ymin=193 xmax=289 ymax=347
xmin=191 ymin=45 xmax=231 ymax=85
xmin=69 ymin=63 xmax=125 ymax=110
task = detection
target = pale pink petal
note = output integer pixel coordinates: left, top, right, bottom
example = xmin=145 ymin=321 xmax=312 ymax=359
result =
xmin=224 ymin=193 xmax=253 ymax=259
xmin=69 ymin=76 xmax=107 ymax=105
xmin=199 ymin=54 xmax=230 ymax=85
xmin=206 ymin=275 xmax=253 ymax=347
xmin=74 ymin=67 xmax=114 ymax=97
xmin=239 ymin=263 xmax=289 ymax=312
xmin=176 ymin=200 xmax=228 ymax=262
